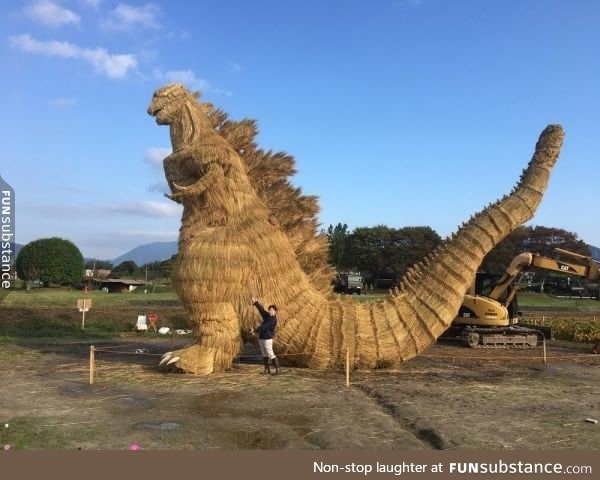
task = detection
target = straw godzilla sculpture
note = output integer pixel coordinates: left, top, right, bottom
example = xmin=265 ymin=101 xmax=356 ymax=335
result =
xmin=148 ymin=83 xmax=564 ymax=374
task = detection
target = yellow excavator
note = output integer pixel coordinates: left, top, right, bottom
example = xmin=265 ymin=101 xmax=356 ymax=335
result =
xmin=443 ymin=248 xmax=600 ymax=348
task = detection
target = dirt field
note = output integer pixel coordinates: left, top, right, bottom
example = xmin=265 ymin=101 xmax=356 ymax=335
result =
xmin=1 ymin=332 xmax=599 ymax=450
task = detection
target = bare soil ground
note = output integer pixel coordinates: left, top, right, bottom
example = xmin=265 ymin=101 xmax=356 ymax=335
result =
xmin=1 ymin=333 xmax=599 ymax=450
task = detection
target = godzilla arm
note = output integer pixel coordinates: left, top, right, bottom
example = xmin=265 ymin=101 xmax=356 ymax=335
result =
xmin=166 ymin=163 xmax=225 ymax=201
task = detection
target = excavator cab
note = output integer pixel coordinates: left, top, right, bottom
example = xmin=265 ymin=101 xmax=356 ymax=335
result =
xmin=475 ymin=272 xmax=521 ymax=319
xmin=474 ymin=272 xmax=497 ymax=296
xmin=442 ymin=271 xmax=540 ymax=347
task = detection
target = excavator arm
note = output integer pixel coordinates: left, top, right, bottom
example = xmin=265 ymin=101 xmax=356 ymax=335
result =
xmin=445 ymin=248 xmax=599 ymax=348
xmin=489 ymin=248 xmax=600 ymax=303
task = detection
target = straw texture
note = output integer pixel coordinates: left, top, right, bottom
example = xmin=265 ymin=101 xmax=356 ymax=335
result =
xmin=148 ymin=83 xmax=564 ymax=374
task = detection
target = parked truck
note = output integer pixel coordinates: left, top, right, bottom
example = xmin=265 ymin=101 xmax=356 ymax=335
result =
xmin=333 ymin=272 xmax=364 ymax=295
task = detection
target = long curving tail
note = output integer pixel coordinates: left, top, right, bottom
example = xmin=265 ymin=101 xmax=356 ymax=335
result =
xmin=274 ymin=125 xmax=564 ymax=370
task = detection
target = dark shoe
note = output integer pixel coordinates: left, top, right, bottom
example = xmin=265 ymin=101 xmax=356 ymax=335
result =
xmin=271 ymin=357 xmax=280 ymax=375
xmin=261 ymin=356 xmax=271 ymax=374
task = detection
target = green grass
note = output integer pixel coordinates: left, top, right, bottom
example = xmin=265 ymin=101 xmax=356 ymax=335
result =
xmin=0 ymin=333 xmax=15 ymax=345
xmin=0 ymin=288 xmax=191 ymax=341
xmin=2 ymin=287 xmax=598 ymax=344
xmin=517 ymin=292 xmax=600 ymax=310
xmin=349 ymin=290 xmax=600 ymax=310
xmin=0 ymin=417 xmax=68 ymax=450
xmin=1 ymin=288 xmax=179 ymax=307
xmin=0 ymin=320 xmax=131 ymax=341
xmin=3 ymin=287 xmax=597 ymax=310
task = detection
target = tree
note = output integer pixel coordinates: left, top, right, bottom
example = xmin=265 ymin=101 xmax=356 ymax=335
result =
xmin=479 ymin=227 xmax=530 ymax=274
xmin=142 ymin=256 xmax=175 ymax=283
xmin=523 ymin=226 xmax=590 ymax=257
xmin=111 ymin=260 xmax=139 ymax=278
xmin=85 ymin=259 xmax=113 ymax=270
xmin=16 ymin=237 xmax=84 ymax=288
xmin=346 ymin=225 xmax=393 ymax=278
xmin=345 ymin=225 xmax=442 ymax=282
xmin=388 ymin=226 xmax=442 ymax=275
xmin=325 ymin=223 xmax=350 ymax=269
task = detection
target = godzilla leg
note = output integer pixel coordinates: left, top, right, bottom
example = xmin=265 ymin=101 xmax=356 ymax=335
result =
xmin=161 ymin=302 xmax=242 ymax=374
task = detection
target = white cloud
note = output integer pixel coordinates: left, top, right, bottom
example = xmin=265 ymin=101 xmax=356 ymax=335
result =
xmin=83 ymin=47 xmax=137 ymax=78
xmin=10 ymin=34 xmax=78 ymax=56
xmin=24 ymin=0 xmax=81 ymax=27
xmin=24 ymin=199 xmax=180 ymax=221
xmin=9 ymin=34 xmax=137 ymax=79
xmin=102 ymin=3 xmax=161 ymax=31
xmin=154 ymin=69 xmax=232 ymax=96
xmin=144 ymin=147 xmax=170 ymax=167
xmin=108 ymin=201 xmax=181 ymax=218
xmin=162 ymin=70 xmax=209 ymax=92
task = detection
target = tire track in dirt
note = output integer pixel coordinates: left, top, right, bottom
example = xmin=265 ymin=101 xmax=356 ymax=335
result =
xmin=354 ymin=382 xmax=452 ymax=450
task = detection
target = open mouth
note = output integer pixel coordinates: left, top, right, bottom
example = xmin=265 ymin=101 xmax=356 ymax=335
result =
xmin=148 ymin=105 xmax=161 ymax=116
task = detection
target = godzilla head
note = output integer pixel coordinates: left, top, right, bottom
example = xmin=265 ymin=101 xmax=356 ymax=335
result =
xmin=147 ymin=83 xmax=202 ymax=125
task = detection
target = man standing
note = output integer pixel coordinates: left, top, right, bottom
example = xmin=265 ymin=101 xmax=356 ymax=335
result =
xmin=251 ymin=297 xmax=280 ymax=375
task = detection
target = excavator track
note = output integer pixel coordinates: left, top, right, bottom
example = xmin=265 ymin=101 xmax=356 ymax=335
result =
xmin=460 ymin=326 xmax=544 ymax=349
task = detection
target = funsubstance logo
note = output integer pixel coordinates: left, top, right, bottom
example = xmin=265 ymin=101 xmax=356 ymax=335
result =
xmin=1 ymin=175 xmax=15 ymax=291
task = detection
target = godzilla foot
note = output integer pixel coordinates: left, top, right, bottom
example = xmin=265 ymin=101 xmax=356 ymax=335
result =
xmin=159 ymin=343 xmax=233 ymax=374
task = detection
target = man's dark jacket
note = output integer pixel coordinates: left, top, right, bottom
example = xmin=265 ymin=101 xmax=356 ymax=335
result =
xmin=253 ymin=301 xmax=277 ymax=340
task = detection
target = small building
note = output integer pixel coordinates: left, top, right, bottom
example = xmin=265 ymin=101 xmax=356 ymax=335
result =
xmin=84 ymin=269 xmax=112 ymax=290
xmin=96 ymin=278 xmax=146 ymax=293
xmin=85 ymin=269 xmax=112 ymax=279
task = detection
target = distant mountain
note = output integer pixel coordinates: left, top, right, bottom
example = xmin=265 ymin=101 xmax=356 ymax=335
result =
xmin=112 ymin=241 xmax=178 ymax=266
xmin=589 ymin=244 xmax=600 ymax=262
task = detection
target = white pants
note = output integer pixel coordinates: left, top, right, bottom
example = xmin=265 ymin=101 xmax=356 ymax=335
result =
xmin=258 ymin=339 xmax=276 ymax=359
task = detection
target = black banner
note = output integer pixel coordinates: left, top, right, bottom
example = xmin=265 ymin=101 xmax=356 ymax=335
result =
xmin=0 ymin=450 xmax=597 ymax=480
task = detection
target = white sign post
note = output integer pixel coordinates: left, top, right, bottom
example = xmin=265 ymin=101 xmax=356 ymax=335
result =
xmin=77 ymin=298 xmax=92 ymax=329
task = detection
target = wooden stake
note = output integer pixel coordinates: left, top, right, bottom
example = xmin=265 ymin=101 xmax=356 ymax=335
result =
xmin=89 ymin=345 xmax=95 ymax=385
xmin=542 ymin=338 xmax=547 ymax=365
xmin=78 ymin=299 xmax=92 ymax=329
xmin=345 ymin=348 xmax=350 ymax=388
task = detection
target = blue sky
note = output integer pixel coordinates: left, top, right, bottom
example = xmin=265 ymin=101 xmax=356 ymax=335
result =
xmin=1 ymin=0 xmax=599 ymax=261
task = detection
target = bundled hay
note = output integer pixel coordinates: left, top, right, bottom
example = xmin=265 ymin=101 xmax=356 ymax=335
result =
xmin=148 ymin=83 xmax=564 ymax=374
xmin=208 ymin=108 xmax=334 ymax=294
